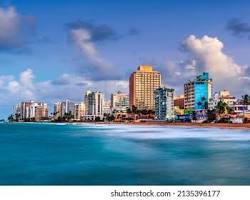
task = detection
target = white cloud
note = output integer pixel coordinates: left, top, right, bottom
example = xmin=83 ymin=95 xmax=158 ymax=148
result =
xmin=49 ymin=73 xmax=128 ymax=101
xmin=0 ymin=6 xmax=35 ymax=51
xmin=8 ymin=80 xmax=20 ymax=93
xmin=20 ymin=68 xmax=33 ymax=84
xmin=0 ymin=70 xmax=128 ymax=109
xmin=70 ymin=28 xmax=113 ymax=74
xmin=0 ymin=6 xmax=19 ymax=44
xmin=7 ymin=68 xmax=35 ymax=99
xmin=182 ymin=35 xmax=249 ymax=95
xmin=183 ymin=35 xmax=242 ymax=77
xmin=0 ymin=75 xmax=14 ymax=87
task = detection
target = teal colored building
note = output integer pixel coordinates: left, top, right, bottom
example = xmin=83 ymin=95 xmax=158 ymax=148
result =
xmin=184 ymin=72 xmax=212 ymax=111
xmin=194 ymin=72 xmax=212 ymax=110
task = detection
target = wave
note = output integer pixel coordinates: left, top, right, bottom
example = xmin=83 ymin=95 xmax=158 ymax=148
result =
xmin=71 ymin=124 xmax=250 ymax=141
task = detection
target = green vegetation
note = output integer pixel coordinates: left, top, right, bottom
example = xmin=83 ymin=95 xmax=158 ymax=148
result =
xmin=242 ymin=94 xmax=250 ymax=105
xmin=216 ymin=100 xmax=229 ymax=115
xmin=54 ymin=112 xmax=74 ymax=122
xmin=207 ymin=109 xmax=216 ymax=122
xmin=184 ymin=109 xmax=194 ymax=115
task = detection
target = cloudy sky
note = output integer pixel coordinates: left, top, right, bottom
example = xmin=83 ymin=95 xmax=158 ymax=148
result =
xmin=0 ymin=0 xmax=250 ymax=118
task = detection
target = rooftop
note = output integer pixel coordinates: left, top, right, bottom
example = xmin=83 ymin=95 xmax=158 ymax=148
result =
xmin=137 ymin=65 xmax=154 ymax=72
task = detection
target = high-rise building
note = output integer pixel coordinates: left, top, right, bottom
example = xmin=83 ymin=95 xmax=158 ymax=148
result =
xmin=54 ymin=102 xmax=62 ymax=120
xmin=14 ymin=101 xmax=48 ymax=121
xmin=129 ymin=65 xmax=161 ymax=110
xmin=154 ymin=87 xmax=175 ymax=120
xmin=84 ymin=91 xmax=104 ymax=120
xmin=53 ymin=100 xmax=75 ymax=119
xmin=19 ymin=101 xmax=32 ymax=119
xmin=61 ymin=100 xmax=75 ymax=116
xmin=103 ymin=100 xmax=112 ymax=115
xmin=184 ymin=72 xmax=212 ymax=111
xmin=111 ymin=91 xmax=129 ymax=112
xmin=30 ymin=102 xmax=48 ymax=121
xmin=74 ymin=102 xmax=85 ymax=120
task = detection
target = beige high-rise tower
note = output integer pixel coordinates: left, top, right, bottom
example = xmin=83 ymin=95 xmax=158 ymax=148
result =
xmin=129 ymin=65 xmax=161 ymax=110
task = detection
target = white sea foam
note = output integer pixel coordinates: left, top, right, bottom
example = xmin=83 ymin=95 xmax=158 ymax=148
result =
xmin=74 ymin=124 xmax=250 ymax=141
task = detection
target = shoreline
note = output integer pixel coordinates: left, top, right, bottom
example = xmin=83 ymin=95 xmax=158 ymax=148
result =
xmin=5 ymin=121 xmax=250 ymax=130
xmin=76 ymin=121 xmax=250 ymax=130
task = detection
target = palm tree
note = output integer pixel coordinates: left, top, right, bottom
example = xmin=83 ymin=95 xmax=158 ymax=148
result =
xmin=64 ymin=111 xmax=74 ymax=121
xmin=207 ymin=109 xmax=216 ymax=122
xmin=15 ymin=113 xmax=21 ymax=121
xmin=216 ymin=100 xmax=228 ymax=116
xmin=126 ymin=108 xmax=132 ymax=114
xmin=8 ymin=115 xmax=14 ymax=122
xmin=148 ymin=110 xmax=155 ymax=119
xmin=242 ymin=94 xmax=250 ymax=117
xmin=141 ymin=109 xmax=148 ymax=115
xmin=242 ymin=94 xmax=250 ymax=104
xmin=131 ymin=105 xmax=137 ymax=114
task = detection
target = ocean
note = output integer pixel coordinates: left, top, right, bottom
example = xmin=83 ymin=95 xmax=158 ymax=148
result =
xmin=0 ymin=123 xmax=249 ymax=185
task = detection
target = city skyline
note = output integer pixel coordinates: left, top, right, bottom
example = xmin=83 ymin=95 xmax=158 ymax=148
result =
xmin=0 ymin=0 xmax=250 ymax=119
xmin=10 ymin=70 xmax=250 ymax=123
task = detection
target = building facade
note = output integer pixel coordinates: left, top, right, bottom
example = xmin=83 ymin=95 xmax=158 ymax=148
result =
xmin=174 ymin=95 xmax=185 ymax=115
xmin=111 ymin=91 xmax=129 ymax=112
xmin=209 ymin=90 xmax=236 ymax=110
xmin=54 ymin=102 xmax=62 ymax=120
xmin=103 ymin=100 xmax=112 ymax=115
xmin=218 ymin=90 xmax=236 ymax=107
xmin=84 ymin=91 xmax=104 ymax=120
xmin=174 ymin=95 xmax=185 ymax=109
xmin=184 ymin=72 xmax=212 ymax=111
xmin=61 ymin=100 xmax=75 ymax=117
xmin=14 ymin=101 xmax=48 ymax=121
xmin=129 ymin=65 xmax=161 ymax=110
xmin=74 ymin=102 xmax=85 ymax=121
xmin=154 ymin=87 xmax=175 ymax=120
xmin=53 ymin=100 xmax=75 ymax=120
xmin=30 ymin=102 xmax=48 ymax=121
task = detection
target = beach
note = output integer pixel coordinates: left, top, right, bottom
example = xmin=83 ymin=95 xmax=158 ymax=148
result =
xmin=79 ymin=121 xmax=250 ymax=130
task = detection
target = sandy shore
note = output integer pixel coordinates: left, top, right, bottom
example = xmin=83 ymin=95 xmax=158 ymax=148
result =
xmin=81 ymin=121 xmax=250 ymax=130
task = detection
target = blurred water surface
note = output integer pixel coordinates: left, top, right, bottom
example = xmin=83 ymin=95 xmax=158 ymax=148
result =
xmin=0 ymin=123 xmax=249 ymax=185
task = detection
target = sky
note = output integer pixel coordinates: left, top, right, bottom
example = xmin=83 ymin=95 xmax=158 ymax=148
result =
xmin=0 ymin=0 xmax=250 ymax=119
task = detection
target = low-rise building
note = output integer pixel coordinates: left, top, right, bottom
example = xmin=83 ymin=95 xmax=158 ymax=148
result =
xmin=209 ymin=90 xmax=237 ymax=110
xmin=174 ymin=95 xmax=185 ymax=115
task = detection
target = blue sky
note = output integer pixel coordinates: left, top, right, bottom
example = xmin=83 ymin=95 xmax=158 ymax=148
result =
xmin=0 ymin=0 xmax=250 ymax=118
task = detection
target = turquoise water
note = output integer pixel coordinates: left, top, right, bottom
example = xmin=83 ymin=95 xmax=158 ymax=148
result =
xmin=0 ymin=123 xmax=250 ymax=185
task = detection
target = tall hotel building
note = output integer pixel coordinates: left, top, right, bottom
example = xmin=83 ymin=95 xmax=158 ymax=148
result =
xmin=74 ymin=102 xmax=85 ymax=121
xmin=14 ymin=101 xmax=48 ymax=121
xmin=129 ymin=65 xmax=161 ymax=110
xmin=84 ymin=90 xmax=104 ymax=120
xmin=184 ymin=72 xmax=212 ymax=111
